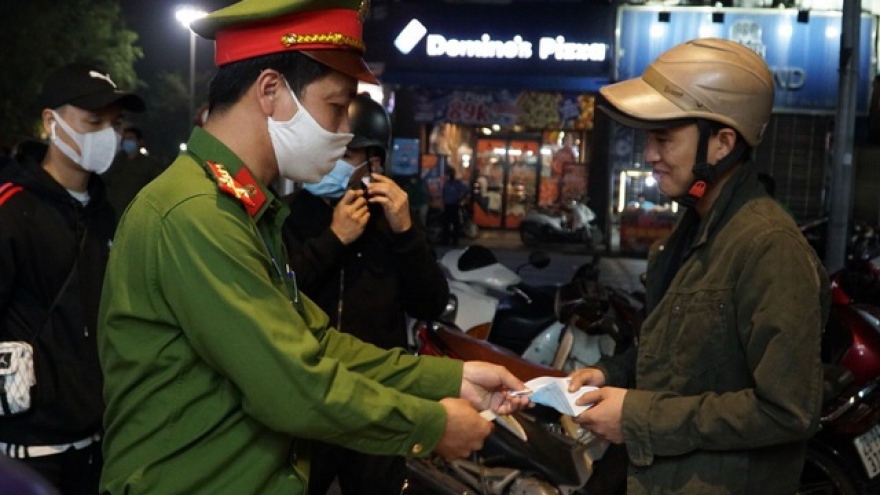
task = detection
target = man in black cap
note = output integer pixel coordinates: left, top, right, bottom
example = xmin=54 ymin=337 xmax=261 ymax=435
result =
xmin=0 ymin=62 xmax=144 ymax=495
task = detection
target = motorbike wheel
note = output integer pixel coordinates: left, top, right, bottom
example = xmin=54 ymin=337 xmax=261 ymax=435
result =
xmin=797 ymin=447 xmax=860 ymax=495
xmin=520 ymin=225 xmax=542 ymax=247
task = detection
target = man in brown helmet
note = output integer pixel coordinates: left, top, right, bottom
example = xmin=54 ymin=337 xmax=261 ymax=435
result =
xmin=567 ymin=38 xmax=829 ymax=494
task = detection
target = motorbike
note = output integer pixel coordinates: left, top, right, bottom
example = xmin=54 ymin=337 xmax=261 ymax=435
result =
xmin=434 ymin=245 xmax=634 ymax=373
xmin=800 ymin=365 xmax=880 ymax=494
xmin=798 ymin=223 xmax=880 ymax=494
xmin=406 ymin=320 xmax=624 ymax=495
xmin=519 ymin=198 xmax=603 ymax=251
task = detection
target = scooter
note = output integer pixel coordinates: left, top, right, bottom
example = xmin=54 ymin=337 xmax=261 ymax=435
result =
xmin=519 ymin=198 xmax=603 ymax=251
xmin=799 ymin=363 xmax=880 ymax=495
xmin=797 ymin=231 xmax=880 ymax=494
xmin=435 ymin=245 xmax=628 ymax=373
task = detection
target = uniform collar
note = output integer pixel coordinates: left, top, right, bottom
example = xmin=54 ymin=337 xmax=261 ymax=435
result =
xmin=186 ymin=126 xmax=278 ymax=221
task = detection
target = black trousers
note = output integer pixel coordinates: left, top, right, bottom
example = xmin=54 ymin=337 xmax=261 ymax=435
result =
xmin=441 ymin=204 xmax=462 ymax=245
xmin=13 ymin=441 xmax=102 ymax=495
xmin=308 ymin=441 xmax=405 ymax=495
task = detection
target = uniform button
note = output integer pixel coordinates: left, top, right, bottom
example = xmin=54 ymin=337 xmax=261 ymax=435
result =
xmin=411 ymin=443 xmax=423 ymax=455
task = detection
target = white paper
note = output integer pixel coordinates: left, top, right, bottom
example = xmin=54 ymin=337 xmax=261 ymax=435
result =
xmin=524 ymin=376 xmax=597 ymax=417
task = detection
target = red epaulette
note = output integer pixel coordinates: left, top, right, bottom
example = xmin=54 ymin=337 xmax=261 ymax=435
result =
xmin=0 ymin=183 xmax=23 ymax=207
xmin=204 ymin=161 xmax=267 ymax=217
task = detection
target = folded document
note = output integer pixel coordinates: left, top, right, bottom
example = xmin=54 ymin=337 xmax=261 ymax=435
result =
xmin=524 ymin=376 xmax=597 ymax=417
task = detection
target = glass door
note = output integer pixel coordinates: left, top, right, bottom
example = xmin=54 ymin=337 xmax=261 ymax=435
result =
xmin=472 ymin=136 xmax=541 ymax=229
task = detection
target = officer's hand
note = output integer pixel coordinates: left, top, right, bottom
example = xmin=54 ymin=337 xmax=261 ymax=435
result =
xmin=330 ymin=189 xmax=369 ymax=245
xmin=572 ymin=386 xmax=627 ymax=444
xmin=366 ymin=174 xmax=412 ymax=233
xmin=567 ymin=367 xmax=607 ymax=391
xmin=434 ymin=398 xmax=492 ymax=459
xmin=461 ymin=362 xmax=530 ymax=416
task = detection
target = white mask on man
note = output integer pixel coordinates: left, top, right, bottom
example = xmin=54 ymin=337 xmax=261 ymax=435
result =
xmin=268 ymin=80 xmax=353 ymax=183
xmin=50 ymin=110 xmax=120 ymax=175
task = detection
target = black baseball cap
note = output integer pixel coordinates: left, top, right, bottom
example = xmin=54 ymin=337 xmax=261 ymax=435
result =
xmin=39 ymin=63 xmax=145 ymax=113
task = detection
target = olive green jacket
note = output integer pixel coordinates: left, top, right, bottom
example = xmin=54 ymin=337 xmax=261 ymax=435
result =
xmin=596 ymin=161 xmax=829 ymax=495
xmin=98 ymin=127 xmax=462 ymax=495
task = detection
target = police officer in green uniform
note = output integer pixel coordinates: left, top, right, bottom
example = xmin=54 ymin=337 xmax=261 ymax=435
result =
xmin=96 ymin=2 xmax=530 ymax=495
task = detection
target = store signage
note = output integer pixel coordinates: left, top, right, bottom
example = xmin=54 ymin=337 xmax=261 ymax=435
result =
xmin=616 ymin=7 xmax=875 ymax=114
xmin=367 ymin=3 xmax=615 ymax=90
xmin=396 ymin=19 xmax=607 ymax=63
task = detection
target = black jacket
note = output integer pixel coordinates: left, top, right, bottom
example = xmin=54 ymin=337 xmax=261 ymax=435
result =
xmin=0 ymin=164 xmax=114 ymax=445
xmin=282 ymin=190 xmax=448 ymax=350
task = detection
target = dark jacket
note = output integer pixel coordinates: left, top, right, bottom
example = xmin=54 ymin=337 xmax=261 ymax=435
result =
xmin=102 ymin=152 xmax=164 ymax=219
xmin=282 ymin=190 xmax=449 ymax=350
xmin=0 ymin=164 xmax=114 ymax=445
xmin=596 ymin=160 xmax=829 ymax=495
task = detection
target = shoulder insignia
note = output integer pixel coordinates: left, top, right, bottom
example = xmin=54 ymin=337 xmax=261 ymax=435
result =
xmin=0 ymin=183 xmax=23 ymax=208
xmin=205 ymin=161 xmax=266 ymax=217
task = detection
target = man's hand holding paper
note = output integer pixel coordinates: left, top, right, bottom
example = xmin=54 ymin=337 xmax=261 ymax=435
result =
xmin=567 ymin=367 xmax=627 ymax=444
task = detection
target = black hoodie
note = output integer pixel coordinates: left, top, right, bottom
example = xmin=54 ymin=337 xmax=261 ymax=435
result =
xmin=0 ymin=163 xmax=114 ymax=445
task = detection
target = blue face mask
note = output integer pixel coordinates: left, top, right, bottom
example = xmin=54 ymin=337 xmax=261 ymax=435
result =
xmin=121 ymin=138 xmax=138 ymax=155
xmin=303 ymin=159 xmax=367 ymax=199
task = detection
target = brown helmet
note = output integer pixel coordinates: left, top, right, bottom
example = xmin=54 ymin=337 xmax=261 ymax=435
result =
xmin=600 ymin=38 xmax=773 ymax=146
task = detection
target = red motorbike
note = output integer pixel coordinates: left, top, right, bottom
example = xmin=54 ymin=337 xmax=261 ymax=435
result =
xmin=800 ymin=225 xmax=880 ymax=494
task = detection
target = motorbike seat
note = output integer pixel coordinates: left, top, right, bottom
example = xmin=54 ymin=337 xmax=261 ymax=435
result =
xmin=489 ymin=285 xmax=558 ymax=355
xmin=434 ymin=325 xmax=566 ymax=382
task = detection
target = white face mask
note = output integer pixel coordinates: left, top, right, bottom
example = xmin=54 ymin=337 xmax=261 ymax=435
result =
xmin=50 ymin=110 xmax=120 ymax=175
xmin=268 ymin=81 xmax=353 ymax=184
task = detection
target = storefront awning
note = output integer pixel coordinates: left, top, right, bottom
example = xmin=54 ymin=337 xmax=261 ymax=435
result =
xmin=378 ymin=70 xmax=610 ymax=93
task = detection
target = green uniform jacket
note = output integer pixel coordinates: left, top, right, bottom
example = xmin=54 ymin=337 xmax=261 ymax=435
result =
xmin=596 ymin=161 xmax=830 ymax=495
xmin=98 ymin=127 xmax=462 ymax=495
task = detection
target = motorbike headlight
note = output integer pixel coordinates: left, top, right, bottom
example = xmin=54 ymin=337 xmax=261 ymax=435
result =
xmin=441 ymin=294 xmax=458 ymax=322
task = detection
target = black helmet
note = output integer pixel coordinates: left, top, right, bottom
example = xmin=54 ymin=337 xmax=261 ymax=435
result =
xmin=348 ymin=93 xmax=391 ymax=164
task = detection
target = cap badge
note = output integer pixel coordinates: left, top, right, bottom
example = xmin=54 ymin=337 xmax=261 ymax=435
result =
xmin=280 ymin=32 xmax=365 ymax=53
xmin=89 ymin=70 xmax=117 ymax=89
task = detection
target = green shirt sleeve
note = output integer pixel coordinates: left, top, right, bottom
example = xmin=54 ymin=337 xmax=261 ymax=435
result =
xmin=153 ymin=193 xmax=461 ymax=456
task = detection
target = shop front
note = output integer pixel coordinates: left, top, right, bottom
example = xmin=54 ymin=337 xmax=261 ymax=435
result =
xmin=363 ymin=1 xmax=615 ymax=232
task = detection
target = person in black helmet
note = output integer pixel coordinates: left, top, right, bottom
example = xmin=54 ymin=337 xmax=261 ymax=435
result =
xmin=281 ymin=93 xmax=450 ymax=495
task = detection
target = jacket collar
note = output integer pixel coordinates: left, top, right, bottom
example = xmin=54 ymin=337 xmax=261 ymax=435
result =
xmin=682 ymin=159 xmax=761 ymax=253
xmin=1 ymin=159 xmax=108 ymax=211
xmin=185 ymin=126 xmax=278 ymax=221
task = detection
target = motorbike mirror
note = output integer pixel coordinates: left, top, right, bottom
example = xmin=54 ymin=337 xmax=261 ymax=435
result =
xmin=528 ymin=251 xmax=551 ymax=270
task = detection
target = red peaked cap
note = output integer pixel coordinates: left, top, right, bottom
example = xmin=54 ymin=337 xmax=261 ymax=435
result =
xmin=204 ymin=8 xmax=377 ymax=84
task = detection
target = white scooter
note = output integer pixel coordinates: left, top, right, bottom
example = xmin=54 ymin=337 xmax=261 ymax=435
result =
xmin=519 ymin=198 xmax=604 ymax=251
xmin=433 ymin=245 xmax=619 ymax=372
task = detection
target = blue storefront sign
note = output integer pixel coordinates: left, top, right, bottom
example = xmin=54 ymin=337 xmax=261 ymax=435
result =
xmin=616 ymin=7 xmax=875 ymax=114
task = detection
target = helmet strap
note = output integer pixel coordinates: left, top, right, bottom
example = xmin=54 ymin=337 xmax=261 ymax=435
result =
xmin=674 ymin=120 xmax=747 ymax=208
